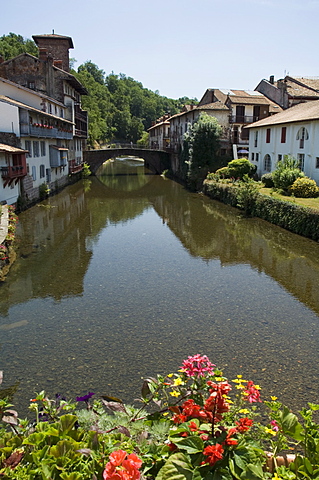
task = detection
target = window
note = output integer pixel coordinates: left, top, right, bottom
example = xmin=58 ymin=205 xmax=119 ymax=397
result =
xmin=40 ymin=141 xmax=46 ymax=156
xmin=316 ymin=157 xmax=319 ymax=169
xmin=281 ymin=127 xmax=287 ymax=143
xmin=296 ymin=127 xmax=309 ymax=149
xmin=266 ymin=128 xmax=271 ymax=143
xmin=25 ymin=140 xmax=32 ymax=157
xmin=32 ymin=165 xmax=37 ymax=181
xmin=254 ymin=131 xmax=258 ymax=148
xmin=251 ymin=152 xmax=255 ymax=161
xmin=264 ymin=154 xmax=272 ymax=172
xmin=33 ymin=141 xmax=40 ymax=157
xmin=46 ymin=168 xmax=51 ymax=183
xmin=298 ymin=153 xmax=305 ymax=171
xmin=278 ymin=154 xmax=283 ymax=162
xmin=48 ymin=104 xmax=52 ymax=114
xmin=256 ymin=153 xmax=259 ymax=162
xmin=40 ymin=164 xmax=45 ymax=178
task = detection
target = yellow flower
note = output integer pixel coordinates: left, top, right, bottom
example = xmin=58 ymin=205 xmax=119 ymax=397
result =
xmin=254 ymin=384 xmax=261 ymax=390
xmin=215 ymin=377 xmax=223 ymax=382
xmin=272 ymin=473 xmax=282 ymax=479
xmin=167 ymin=373 xmax=173 ymax=378
xmin=239 ymin=409 xmax=250 ymax=414
xmin=173 ymin=377 xmax=184 ymax=386
xmin=264 ymin=427 xmax=277 ymax=436
xmin=237 ymin=375 xmax=243 ymax=378
xmin=163 ymin=412 xmax=169 ymax=416
xmin=271 ymin=396 xmax=278 ymax=401
xmin=235 ymin=384 xmax=245 ymax=389
xmin=169 ymin=390 xmax=180 ymax=397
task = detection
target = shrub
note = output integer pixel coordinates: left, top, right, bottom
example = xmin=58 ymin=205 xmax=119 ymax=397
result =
xmin=261 ymin=173 xmax=274 ymax=188
xmin=214 ymin=166 xmax=229 ymax=177
xmin=290 ymin=176 xmax=319 ymax=198
xmin=272 ymin=155 xmax=304 ymax=191
xmin=236 ymin=178 xmax=260 ymax=216
xmin=82 ymin=162 xmax=91 ymax=178
xmin=39 ymin=182 xmax=50 ymax=200
xmin=227 ymin=158 xmax=256 ymax=179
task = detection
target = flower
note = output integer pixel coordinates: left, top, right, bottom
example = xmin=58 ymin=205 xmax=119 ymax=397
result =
xmin=76 ymin=392 xmax=95 ymax=402
xmin=235 ymin=417 xmax=253 ymax=432
xmin=203 ymin=443 xmax=224 ymax=466
xmin=169 ymin=390 xmax=180 ymax=397
xmin=103 ymin=450 xmax=142 ymax=480
xmin=180 ymin=354 xmax=215 ymax=377
xmin=173 ymin=377 xmax=184 ymax=386
xmin=270 ymin=420 xmax=279 ymax=432
xmin=243 ymin=381 xmax=261 ymax=403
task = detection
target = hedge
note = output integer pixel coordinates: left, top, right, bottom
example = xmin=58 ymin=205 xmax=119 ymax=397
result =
xmin=203 ymin=181 xmax=319 ymax=242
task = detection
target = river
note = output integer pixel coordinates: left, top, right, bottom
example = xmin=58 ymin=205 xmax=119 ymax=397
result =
xmin=1 ymin=156 xmax=319 ymax=416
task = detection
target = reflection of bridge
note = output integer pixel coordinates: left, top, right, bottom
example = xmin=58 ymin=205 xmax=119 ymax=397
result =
xmin=84 ymin=147 xmax=171 ymax=175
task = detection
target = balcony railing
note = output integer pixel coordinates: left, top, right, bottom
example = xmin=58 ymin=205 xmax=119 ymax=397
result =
xmin=1 ymin=164 xmax=27 ymax=179
xmin=20 ymin=124 xmax=73 ymax=139
xmin=69 ymin=160 xmax=83 ymax=175
xmin=230 ymin=115 xmax=259 ymax=124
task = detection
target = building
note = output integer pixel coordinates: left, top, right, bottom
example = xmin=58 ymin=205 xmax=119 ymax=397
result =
xmin=0 ymin=33 xmax=88 ymax=206
xmin=246 ymin=100 xmax=319 ymax=184
xmin=151 ymin=89 xmax=281 ymax=160
xmin=256 ymin=75 xmax=319 ymax=109
xmin=148 ymin=114 xmax=171 ymax=150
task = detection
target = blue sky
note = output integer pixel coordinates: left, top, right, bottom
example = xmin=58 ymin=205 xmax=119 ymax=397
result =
xmin=3 ymin=0 xmax=319 ymax=100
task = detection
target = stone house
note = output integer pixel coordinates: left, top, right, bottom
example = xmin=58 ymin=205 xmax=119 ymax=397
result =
xmin=246 ymin=99 xmax=319 ymax=184
xmin=148 ymin=114 xmax=171 ymax=150
xmin=0 ymin=33 xmax=88 ymax=206
xmin=255 ymin=75 xmax=319 ymax=109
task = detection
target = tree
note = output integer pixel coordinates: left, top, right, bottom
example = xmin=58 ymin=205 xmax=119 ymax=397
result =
xmin=0 ymin=33 xmax=37 ymax=59
xmin=183 ymin=113 xmax=222 ymax=189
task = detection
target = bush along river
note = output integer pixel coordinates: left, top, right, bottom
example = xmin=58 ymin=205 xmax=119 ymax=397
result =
xmin=1 ymin=156 xmax=319 ymax=417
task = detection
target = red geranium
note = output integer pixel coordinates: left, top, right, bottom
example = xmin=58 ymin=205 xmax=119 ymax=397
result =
xmin=203 ymin=443 xmax=224 ymax=466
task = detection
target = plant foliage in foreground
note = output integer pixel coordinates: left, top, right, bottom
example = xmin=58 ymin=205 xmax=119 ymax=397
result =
xmin=1 ymin=355 xmax=319 ymax=479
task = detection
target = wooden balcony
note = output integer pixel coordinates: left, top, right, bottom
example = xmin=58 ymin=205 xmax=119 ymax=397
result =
xmin=69 ymin=160 xmax=83 ymax=175
xmin=1 ymin=164 xmax=27 ymax=187
xmin=230 ymin=115 xmax=259 ymax=124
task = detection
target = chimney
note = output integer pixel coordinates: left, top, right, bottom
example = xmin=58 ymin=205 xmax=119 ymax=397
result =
xmin=39 ymin=48 xmax=48 ymax=61
xmin=53 ymin=60 xmax=63 ymax=69
xmin=269 ymin=75 xmax=275 ymax=85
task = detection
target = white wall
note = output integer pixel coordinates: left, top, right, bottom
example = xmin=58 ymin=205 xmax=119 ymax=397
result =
xmin=249 ymin=121 xmax=319 ymax=184
xmin=0 ymin=101 xmax=20 ymax=136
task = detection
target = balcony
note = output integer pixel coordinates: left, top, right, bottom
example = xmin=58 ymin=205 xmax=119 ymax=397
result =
xmin=230 ymin=115 xmax=259 ymax=124
xmin=20 ymin=124 xmax=73 ymax=140
xmin=69 ymin=160 xmax=83 ymax=175
xmin=1 ymin=164 xmax=27 ymax=187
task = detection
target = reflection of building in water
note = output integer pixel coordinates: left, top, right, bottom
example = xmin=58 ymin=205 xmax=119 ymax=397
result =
xmin=0 ymin=183 xmax=92 ymax=315
xmin=152 ymin=191 xmax=319 ymax=316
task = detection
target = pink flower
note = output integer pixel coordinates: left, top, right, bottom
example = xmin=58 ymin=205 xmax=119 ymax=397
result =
xmin=270 ymin=420 xmax=279 ymax=432
xmin=181 ymin=354 xmax=215 ymax=377
xmin=243 ymin=381 xmax=261 ymax=403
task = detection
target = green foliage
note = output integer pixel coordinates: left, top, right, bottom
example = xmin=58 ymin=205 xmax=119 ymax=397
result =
xmin=81 ymin=162 xmax=91 ymax=178
xmin=272 ymin=155 xmax=305 ymax=191
xmin=137 ymin=131 xmax=149 ymax=148
xmin=0 ymin=33 xmax=37 ymax=60
xmin=183 ymin=113 xmax=223 ymax=190
xmin=226 ymin=158 xmax=256 ymax=179
xmin=236 ymin=177 xmax=260 ymax=216
xmin=261 ymin=173 xmax=274 ymax=188
xmin=39 ymin=183 xmax=50 ymax=200
xmin=289 ymin=177 xmax=319 ymax=198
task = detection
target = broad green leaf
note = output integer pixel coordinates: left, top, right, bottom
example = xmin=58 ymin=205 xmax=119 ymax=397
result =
xmin=172 ymin=435 xmax=204 ymax=454
xmin=59 ymin=414 xmax=78 ymax=435
xmin=60 ymin=472 xmax=83 ymax=480
xmin=308 ymin=403 xmax=319 ymax=411
xmin=240 ymin=463 xmax=264 ymax=480
xmin=280 ymin=407 xmax=304 ymax=441
xmin=156 ymin=452 xmax=195 ymax=480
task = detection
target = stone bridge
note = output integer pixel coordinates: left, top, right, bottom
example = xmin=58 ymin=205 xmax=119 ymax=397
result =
xmin=83 ymin=147 xmax=172 ymax=175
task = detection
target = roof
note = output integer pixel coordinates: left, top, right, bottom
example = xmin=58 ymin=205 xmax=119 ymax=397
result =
xmin=0 ymin=76 xmax=65 ymax=107
xmin=32 ymin=34 xmax=74 ymax=49
xmin=196 ymin=102 xmax=229 ymax=111
xmin=0 ymin=144 xmax=27 ymax=154
xmin=245 ymin=100 xmax=319 ymax=128
xmin=0 ymin=95 xmax=74 ymax=125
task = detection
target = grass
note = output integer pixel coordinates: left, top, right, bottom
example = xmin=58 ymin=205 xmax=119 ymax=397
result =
xmin=258 ymin=187 xmax=319 ymax=211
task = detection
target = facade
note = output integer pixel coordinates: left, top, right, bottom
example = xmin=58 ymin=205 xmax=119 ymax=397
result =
xmin=0 ymin=34 xmax=88 ymax=206
xmin=246 ymin=100 xmax=319 ymax=184
xmin=256 ymin=75 xmax=319 ymax=109
xmin=148 ymin=114 xmax=171 ymax=150
xmin=151 ymin=89 xmax=281 ymax=159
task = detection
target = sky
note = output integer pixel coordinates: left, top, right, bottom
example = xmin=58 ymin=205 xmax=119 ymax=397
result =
xmin=2 ymin=0 xmax=319 ymax=100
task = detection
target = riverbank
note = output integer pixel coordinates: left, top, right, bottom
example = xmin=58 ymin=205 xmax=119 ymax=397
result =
xmin=0 ymin=206 xmax=17 ymax=281
xmin=203 ymin=179 xmax=319 ymax=242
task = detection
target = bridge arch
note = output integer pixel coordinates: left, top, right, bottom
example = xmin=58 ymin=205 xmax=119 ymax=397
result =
xmin=83 ymin=148 xmax=171 ymax=175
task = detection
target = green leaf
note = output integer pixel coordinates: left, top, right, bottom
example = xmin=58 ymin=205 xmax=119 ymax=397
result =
xmin=156 ymin=452 xmax=196 ymax=480
xmin=59 ymin=414 xmax=78 ymax=435
xmin=60 ymin=473 xmax=83 ymax=480
xmin=240 ymin=463 xmax=265 ymax=480
xmin=172 ymin=436 xmax=204 ymax=454
xmin=280 ymin=407 xmax=304 ymax=441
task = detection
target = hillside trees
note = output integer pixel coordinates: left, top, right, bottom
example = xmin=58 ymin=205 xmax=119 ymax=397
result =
xmin=0 ymin=33 xmax=37 ymax=59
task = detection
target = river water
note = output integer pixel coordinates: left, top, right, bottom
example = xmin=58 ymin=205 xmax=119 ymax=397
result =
xmin=1 ymin=157 xmax=319 ymax=416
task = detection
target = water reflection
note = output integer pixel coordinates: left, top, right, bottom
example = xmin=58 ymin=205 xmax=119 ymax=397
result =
xmin=0 ymin=157 xmax=319 ymax=416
